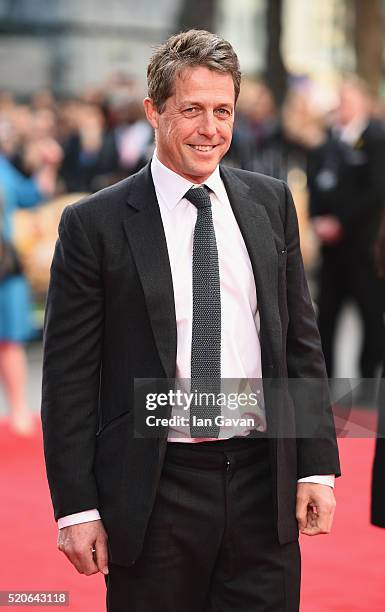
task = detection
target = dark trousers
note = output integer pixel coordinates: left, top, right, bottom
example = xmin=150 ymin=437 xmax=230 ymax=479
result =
xmin=371 ymin=363 xmax=385 ymax=528
xmin=106 ymin=437 xmax=301 ymax=611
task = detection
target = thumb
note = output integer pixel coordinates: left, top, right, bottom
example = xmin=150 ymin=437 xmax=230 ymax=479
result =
xmin=94 ymin=535 xmax=109 ymax=575
xmin=296 ymin=495 xmax=309 ymax=531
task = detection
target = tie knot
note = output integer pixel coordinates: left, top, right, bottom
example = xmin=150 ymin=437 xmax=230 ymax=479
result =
xmin=184 ymin=186 xmax=211 ymax=210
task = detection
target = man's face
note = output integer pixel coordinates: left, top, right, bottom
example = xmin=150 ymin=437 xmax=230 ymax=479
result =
xmin=338 ymin=83 xmax=370 ymax=126
xmin=144 ymin=66 xmax=235 ymax=183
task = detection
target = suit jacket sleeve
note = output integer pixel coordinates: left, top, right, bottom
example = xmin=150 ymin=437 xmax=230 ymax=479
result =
xmin=41 ymin=203 xmax=104 ymax=520
xmin=282 ymin=181 xmax=341 ymax=478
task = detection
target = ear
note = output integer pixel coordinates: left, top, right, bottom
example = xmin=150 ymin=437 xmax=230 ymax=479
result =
xmin=143 ymin=97 xmax=159 ymax=129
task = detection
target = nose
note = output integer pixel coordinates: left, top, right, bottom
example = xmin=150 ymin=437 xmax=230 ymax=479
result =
xmin=197 ymin=111 xmax=217 ymax=138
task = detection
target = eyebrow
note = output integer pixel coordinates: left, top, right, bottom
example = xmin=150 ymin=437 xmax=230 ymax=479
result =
xmin=179 ymin=100 xmax=234 ymax=109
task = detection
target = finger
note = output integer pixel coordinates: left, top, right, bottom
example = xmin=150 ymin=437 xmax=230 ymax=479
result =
xmin=301 ymin=525 xmax=322 ymax=536
xmin=302 ymin=503 xmax=334 ymax=536
xmin=296 ymin=496 xmax=310 ymax=531
xmin=301 ymin=515 xmax=322 ymax=535
xmin=326 ymin=503 xmax=336 ymax=533
xmin=300 ymin=514 xmax=322 ymax=536
xmin=298 ymin=504 xmax=318 ymax=536
xmin=65 ymin=546 xmax=99 ymax=575
xmin=316 ymin=500 xmax=336 ymax=533
xmin=95 ymin=537 xmax=109 ymax=575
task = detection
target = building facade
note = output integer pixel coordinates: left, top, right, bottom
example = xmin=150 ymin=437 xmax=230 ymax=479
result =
xmin=0 ymin=0 xmax=180 ymax=96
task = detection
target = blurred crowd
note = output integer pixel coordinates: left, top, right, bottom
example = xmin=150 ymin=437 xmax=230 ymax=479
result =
xmin=0 ymin=73 xmax=154 ymax=195
xmin=3 ymin=71 xmax=385 ymax=198
xmin=1 ymin=70 xmax=385 ymax=437
xmin=233 ymin=75 xmax=385 ymax=388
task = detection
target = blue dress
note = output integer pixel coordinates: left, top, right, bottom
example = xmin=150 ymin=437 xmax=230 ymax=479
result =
xmin=0 ymin=155 xmax=43 ymax=342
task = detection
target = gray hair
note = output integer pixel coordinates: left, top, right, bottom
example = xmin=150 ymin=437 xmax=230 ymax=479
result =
xmin=147 ymin=29 xmax=241 ymax=112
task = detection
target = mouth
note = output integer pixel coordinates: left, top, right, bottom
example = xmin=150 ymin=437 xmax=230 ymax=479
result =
xmin=187 ymin=144 xmax=217 ymax=152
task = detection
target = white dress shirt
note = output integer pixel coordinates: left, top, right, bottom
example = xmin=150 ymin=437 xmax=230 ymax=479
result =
xmin=152 ymin=153 xmax=265 ymax=441
xmin=58 ymin=154 xmax=334 ymax=529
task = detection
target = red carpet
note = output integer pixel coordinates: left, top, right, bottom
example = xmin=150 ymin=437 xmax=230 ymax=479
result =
xmin=0 ymin=420 xmax=104 ymax=611
xmin=1 ymin=415 xmax=385 ymax=611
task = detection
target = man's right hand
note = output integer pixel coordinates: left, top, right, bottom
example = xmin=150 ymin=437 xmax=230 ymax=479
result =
xmin=57 ymin=520 xmax=109 ymax=576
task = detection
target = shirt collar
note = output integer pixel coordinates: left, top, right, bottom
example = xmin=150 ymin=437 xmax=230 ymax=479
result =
xmin=151 ymin=151 xmax=227 ymax=210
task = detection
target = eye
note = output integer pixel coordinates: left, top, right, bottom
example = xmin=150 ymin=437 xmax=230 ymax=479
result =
xmin=215 ymin=108 xmax=231 ymax=118
xmin=183 ymin=107 xmax=198 ymax=114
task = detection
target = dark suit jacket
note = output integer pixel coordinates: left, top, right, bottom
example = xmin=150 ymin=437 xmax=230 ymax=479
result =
xmin=308 ymin=119 xmax=385 ymax=256
xmin=372 ymin=378 xmax=385 ymax=528
xmin=41 ymin=163 xmax=340 ymax=567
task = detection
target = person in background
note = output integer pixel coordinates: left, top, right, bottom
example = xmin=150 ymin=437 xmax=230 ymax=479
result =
xmin=95 ymin=95 xmax=153 ymax=190
xmin=228 ymin=78 xmax=325 ymax=184
xmin=59 ymin=89 xmax=153 ymax=193
xmin=0 ymin=119 xmax=61 ymax=434
xmin=59 ymin=101 xmax=107 ymax=193
xmin=280 ymin=83 xmax=328 ymax=169
xmin=227 ymin=78 xmax=286 ymax=178
xmin=371 ymin=209 xmax=385 ymax=528
xmin=308 ymin=76 xmax=385 ymax=382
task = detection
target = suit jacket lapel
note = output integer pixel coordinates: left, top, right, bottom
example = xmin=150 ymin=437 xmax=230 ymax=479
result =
xmin=123 ymin=164 xmax=177 ymax=379
xmin=122 ymin=162 xmax=282 ymax=378
xmin=220 ymin=166 xmax=282 ymax=373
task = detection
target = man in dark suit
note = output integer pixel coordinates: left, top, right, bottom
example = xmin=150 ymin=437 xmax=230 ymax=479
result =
xmin=308 ymin=77 xmax=385 ymax=380
xmin=42 ymin=30 xmax=340 ymax=612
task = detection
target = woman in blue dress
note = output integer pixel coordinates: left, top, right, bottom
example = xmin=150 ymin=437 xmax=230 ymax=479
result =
xmin=0 ymin=140 xmax=60 ymax=435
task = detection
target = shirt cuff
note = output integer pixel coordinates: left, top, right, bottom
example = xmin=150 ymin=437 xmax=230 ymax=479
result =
xmin=57 ymin=509 xmax=101 ymax=529
xmin=297 ymin=475 xmax=335 ymax=488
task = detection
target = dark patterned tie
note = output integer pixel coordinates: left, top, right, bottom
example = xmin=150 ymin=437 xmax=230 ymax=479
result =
xmin=184 ymin=186 xmax=221 ymax=437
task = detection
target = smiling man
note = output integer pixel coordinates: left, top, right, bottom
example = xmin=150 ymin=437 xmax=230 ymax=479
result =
xmin=42 ymin=30 xmax=340 ymax=612
xmin=144 ymin=65 xmax=235 ymax=181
